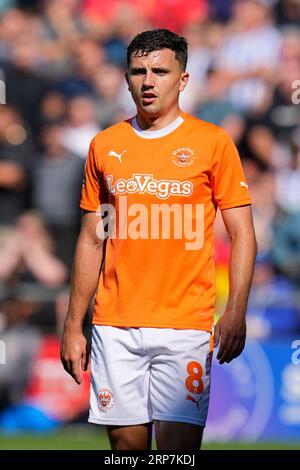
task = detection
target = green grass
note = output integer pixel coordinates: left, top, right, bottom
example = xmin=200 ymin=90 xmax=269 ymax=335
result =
xmin=0 ymin=426 xmax=110 ymax=450
xmin=0 ymin=426 xmax=299 ymax=450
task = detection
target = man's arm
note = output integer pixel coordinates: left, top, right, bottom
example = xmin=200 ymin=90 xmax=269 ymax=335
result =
xmin=214 ymin=205 xmax=257 ymax=364
xmin=60 ymin=210 xmax=105 ymax=384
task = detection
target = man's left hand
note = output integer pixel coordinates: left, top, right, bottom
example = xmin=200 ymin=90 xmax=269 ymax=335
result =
xmin=213 ymin=311 xmax=246 ymax=364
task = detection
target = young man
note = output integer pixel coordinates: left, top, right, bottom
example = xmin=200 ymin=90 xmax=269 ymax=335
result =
xmin=61 ymin=29 xmax=257 ymax=450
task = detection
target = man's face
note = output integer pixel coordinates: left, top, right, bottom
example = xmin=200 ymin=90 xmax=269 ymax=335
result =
xmin=126 ymin=48 xmax=189 ymax=118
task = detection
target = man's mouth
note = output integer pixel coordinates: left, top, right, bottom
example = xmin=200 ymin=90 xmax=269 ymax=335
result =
xmin=141 ymin=93 xmax=157 ymax=104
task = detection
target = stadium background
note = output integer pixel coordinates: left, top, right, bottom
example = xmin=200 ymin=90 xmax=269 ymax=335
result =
xmin=0 ymin=0 xmax=299 ymax=450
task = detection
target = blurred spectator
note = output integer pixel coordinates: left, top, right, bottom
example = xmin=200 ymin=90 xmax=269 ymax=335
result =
xmin=276 ymin=0 xmax=300 ymax=25
xmin=271 ymin=211 xmax=300 ymax=286
xmin=37 ymin=90 xmax=67 ymax=130
xmin=0 ymin=106 xmax=35 ymax=225
xmin=17 ymin=212 xmax=68 ymax=285
xmin=195 ymin=68 xmax=246 ymax=144
xmin=214 ymin=0 xmax=281 ymax=114
xmin=245 ymin=124 xmax=289 ymax=168
xmin=0 ymin=212 xmax=67 ymax=286
xmin=179 ymin=22 xmax=212 ymax=113
xmin=2 ymin=34 xmax=48 ymax=134
xmin=0 ymin=309 xmax=41 ymax=411
xmin=260 ymin=28 xmax=300 ymax=138
xmin=210 ymin=0 xmax=235 ymax=22
xmin=60 ymin=95 xmax=100 ymax=159
xmin=57 ymin=38 xmax=106 ymax=95
xmin=251 ymin=170 xmax=277 ymax=255
xmin=31 ymin=123 xmax=85 ymax=269
xmin=40 ymin=0 xmax=88 ymax=43
xmin=275 ymin=142 xmax=300 ymax=212
xmin=73 ymin=38 xmax=106 ymax=82
xmin=92 ymin=63 xmax=127 ymax=128
xmin=0 ymin=8 xmax=31 ymax=61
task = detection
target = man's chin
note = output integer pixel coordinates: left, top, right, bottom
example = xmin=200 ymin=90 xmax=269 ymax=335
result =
xmin=140 ymin=103 xmax=160 ymax=116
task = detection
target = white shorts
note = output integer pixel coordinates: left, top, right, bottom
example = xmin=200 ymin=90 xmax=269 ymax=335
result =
xmin=88 ymin=326 xmax=213 ymax=427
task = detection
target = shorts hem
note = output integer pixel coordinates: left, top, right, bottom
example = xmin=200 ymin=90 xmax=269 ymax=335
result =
xmin=152 ymin=413 xmax=206 ymax=427
xmin=88 ymin=415 xmax=152 ymax=426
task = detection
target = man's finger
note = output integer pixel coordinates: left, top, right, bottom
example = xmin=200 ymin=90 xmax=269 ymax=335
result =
xmin=81 ymin=352 xmax=86 ymax=371
xmin=224 ymin=351 xmax=235 ymax=363
xmin=218 ymin=349 xmax=230 ymax=364
xmin=217 ymin=334 xmax=234 ymax=363
xmin=216 ymin=332 xmax=229 ymax=358
xmin=81 ymin=350 xmax=90 ymax=371
xmin=61 ymin=357 xmax=79 ymax=382
xmin=70 ymin=359 xmax=82 ymax=384
xmin=61 ymin=357 xmax=71 ymax=374
xmin=217 ymin=344 xmax=229 ymax=363
xmin=231 ymin=339 xmax=246 ymax=360
xmin=223 ymin=338 xmax=245 ymax=363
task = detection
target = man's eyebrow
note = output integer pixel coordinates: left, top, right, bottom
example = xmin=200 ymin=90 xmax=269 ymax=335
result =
xmin=130 ymin=66 xmax=170 ymax=73
xmin=152 ymin=67 xmax=170 ymax=72
xmin=130 ymin=66 xmax=146 ymax=72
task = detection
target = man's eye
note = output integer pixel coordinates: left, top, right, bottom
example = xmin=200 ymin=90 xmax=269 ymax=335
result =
xmin=131 ymin=70 xmax=145 ymax=75
xmin=156 ymin=71 xmax=166 ymax=75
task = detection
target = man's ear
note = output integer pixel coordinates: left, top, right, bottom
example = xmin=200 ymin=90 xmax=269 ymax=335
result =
xmin=179 ymin=72 xmax=189 ymax=92
xmin=125 ymin=72 xmax=130 ymax=91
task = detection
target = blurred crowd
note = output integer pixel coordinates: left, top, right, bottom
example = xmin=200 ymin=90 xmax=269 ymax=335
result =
xmin=0 ymin=0 xmax=300 ymax=430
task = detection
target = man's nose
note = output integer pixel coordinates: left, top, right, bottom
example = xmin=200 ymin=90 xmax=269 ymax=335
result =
xmin=142 ymin=71 xmax=154 ymax=88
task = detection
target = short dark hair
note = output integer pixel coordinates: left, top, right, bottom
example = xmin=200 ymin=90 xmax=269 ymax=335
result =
xmin=127 ymin=29 xmax=188 ymax=71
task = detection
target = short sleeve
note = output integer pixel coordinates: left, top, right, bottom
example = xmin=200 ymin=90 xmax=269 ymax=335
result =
xmin=80 ymin=138 xmax=104 ymax=211
xmin=211 ymin=128 xmax=252 ymax=210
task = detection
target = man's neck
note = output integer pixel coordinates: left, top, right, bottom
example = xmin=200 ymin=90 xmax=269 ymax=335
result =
xmin=136 ymin=108 xmax=181 ymax=131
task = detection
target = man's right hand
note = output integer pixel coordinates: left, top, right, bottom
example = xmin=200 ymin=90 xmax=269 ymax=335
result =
xmin=60 ymin=321 xmax=89 ymax=384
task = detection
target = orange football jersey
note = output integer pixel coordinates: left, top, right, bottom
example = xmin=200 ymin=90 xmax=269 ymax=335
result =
xmin=80 ymin=112 xmax=252 ymax=331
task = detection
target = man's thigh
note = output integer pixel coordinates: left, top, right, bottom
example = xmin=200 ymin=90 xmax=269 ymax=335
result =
xmin=154 ymin=421 xmax=204 ymax=450
xmin=107 ymin=423 xmax=153 ymax=450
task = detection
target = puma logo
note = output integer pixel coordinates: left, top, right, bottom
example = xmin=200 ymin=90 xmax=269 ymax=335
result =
xmin=240 ymin=181 xmax=248 ymax=189
xmin=186 ymin=394 xmax=201 ymax=411
xmin=108 ymin=150 xmax=127 ymax=163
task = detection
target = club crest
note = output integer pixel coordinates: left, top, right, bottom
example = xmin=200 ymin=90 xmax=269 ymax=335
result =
xmin=98 ymin=387 xmax=114 ymax=411
xmin=172 ymin=147 xmax=195 ymax=167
